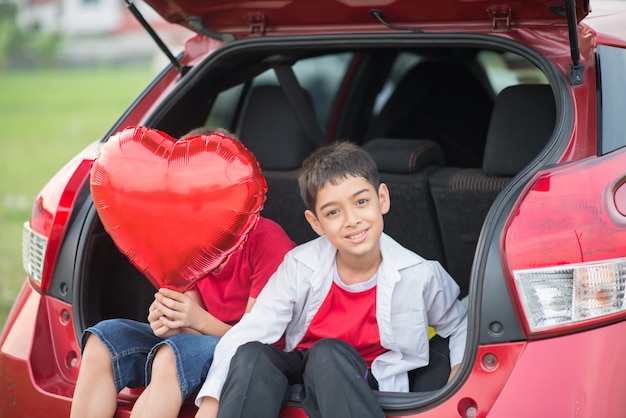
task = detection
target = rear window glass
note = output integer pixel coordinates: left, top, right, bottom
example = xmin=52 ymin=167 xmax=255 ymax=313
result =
xmin=597 ymin=45 xmax=626 ymax=155
xmin=207 ymin=53 xmax=353 ymax=131
xmin=370 ymin=49 xmax=548 ymax=118
xmin=477 ymin=50 xmax=548 ymax=94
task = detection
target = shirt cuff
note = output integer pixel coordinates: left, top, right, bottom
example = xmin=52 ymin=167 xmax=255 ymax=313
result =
xmin=195 ymin=377 xmax=225 ymax=407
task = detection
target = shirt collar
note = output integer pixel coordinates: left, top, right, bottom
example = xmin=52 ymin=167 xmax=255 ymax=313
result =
xmin=294 ymin=233 xmax=425 ymax=274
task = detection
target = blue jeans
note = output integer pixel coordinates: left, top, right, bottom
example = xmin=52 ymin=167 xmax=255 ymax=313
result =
xmin=81 ymin=318 xmax=219 ymax=400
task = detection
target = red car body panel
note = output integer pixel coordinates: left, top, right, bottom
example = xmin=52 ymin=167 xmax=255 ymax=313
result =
xmin=145 ymin=0 xmax=590 ymax=35
xmin=1 ymin=286 xmax=71 ymax=417
xmin=488 ymin=321 xmax=626 ymax=417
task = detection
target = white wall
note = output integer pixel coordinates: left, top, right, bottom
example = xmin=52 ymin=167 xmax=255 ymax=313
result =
xmin=18 ymin=0 xmax=165 ymax=36
xmin=16 ymin=1 xmax=61 ymax=33
xmin=59 ymin=0 xmax=124 ymax=35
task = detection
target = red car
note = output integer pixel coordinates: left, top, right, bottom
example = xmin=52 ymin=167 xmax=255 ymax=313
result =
xmin=3 ymin=0 xmax=626 ymax=416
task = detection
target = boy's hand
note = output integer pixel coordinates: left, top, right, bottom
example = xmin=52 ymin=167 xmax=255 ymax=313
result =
xmin=151 ymin=288 xmax=204 ymax=334
xmin=148 ymin=298 xmax=179 ymax=338
xmin=448 ymin=363 xmax=460 ymax=382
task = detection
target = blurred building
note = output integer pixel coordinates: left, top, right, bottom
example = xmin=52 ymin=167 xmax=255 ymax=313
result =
xmin=17 ymin=0 xmax=163 ymax=35
xmin=14 ymin=0 xmax=193 ymax=67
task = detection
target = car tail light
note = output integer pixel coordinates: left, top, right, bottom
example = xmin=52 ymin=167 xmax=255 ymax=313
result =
xmin=22 ymin=221 xmax=48 ymax=286
xmin=514 ymin=258 xmax=626 ymax=332
xmin=504 ymin=151 xmax=626 ymax=336
xmin=22 ymin=157 xmax=94 ymax=292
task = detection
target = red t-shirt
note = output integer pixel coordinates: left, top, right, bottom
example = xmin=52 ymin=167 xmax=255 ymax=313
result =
xmin=296 ymin=276 xmax=388 ymax=366
xmin=194 ymin=217 xmax=295 ymax=325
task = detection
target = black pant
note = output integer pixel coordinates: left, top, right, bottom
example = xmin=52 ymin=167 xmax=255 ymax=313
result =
xmin=408 ymin=335 xmax=451 ymax=392
xmin=217 ymin=338 xmax=384 ymax=418
xmin=218 ymin=336 xmax=451 ymax=418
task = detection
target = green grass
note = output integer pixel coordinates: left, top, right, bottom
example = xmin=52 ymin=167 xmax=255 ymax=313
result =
xmin=0 ymin=66 xmax=156 ymax=330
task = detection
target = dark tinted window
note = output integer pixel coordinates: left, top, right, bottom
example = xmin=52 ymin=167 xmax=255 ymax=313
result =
xmin=597 ymin=45 xmax=626 ymax=155
xmin=207 ymin=53 xmax=352 ymax=131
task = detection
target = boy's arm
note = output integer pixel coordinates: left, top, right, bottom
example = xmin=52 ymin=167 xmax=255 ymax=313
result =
xmin=195 ymin=253 xmax=298 ymax=405
xmin=448 ymin=363 xmax=460 ymax=382
xmin=245 ymin=297 xmax=257 ymax=313
xmin=195 ymin=396 xmax=219 ymax=418
xmin=444 ymin=305 xmax=467 ymax=370
xmin=424 ymin=264 xmax=468 ymax=370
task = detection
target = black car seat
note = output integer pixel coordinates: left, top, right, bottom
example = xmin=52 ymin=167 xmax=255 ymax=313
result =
xmin=364 ymin=60 xmax=494 ymax=168
xmin=428 ymin=84 xmax=556 ymax=296
xmin=363 ymin=138 xmax=447 ymax=264
xmin=237 ymin=84 xmax=321 ymax=244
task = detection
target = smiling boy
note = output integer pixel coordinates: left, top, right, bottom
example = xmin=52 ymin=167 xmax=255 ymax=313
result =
xmin=195 ymin=141 xmax=468 ymax=418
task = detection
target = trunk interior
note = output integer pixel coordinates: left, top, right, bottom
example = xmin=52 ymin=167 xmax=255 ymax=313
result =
xmin=71 ymin=35 xmax=564 ymax=407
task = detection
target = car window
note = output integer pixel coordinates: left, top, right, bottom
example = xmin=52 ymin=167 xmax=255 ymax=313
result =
xmin=597 ymin=45 xmax=626 ymax=155
xmin=293 ymin=53 xmax=353 ymax=128
xmin=477 ymin=50 xmax=548 ymax=94
xmin=372 ymin=52 xmax=422 ymax=115
xmin=206 ymin=53 xmax=353 ymax=131
xmin=206 ymin=84 xmax=245 ymax=131
xmin=370 ymin=50 xmax=547 ymax=118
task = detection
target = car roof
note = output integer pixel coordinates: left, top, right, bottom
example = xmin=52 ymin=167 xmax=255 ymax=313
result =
xmin=144 ymin=0 xmax=590 ymax=38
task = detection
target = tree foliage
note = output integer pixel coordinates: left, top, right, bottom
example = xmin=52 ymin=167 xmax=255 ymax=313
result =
xmin=0 ymin=3 xmax=61 ymax=69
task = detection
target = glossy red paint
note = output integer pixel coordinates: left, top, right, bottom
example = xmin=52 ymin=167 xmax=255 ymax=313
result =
xmin=40 ymin=159 xmax=93 ymax=292
xmin=30 ymin=297 xmax=80 ymax=397
xmin=146 ymin=0 xmax=589 ymax=36
xmin=0 ymin=285 xmax=72 ymax=418
xmin=488 ymin=320 xmax=626 ymax=417
xmin=506 ymin=151 xmax=626 ymax=273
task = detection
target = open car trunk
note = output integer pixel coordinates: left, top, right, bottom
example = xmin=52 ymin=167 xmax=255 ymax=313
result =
xmin=69 ymin=29 xmax=566 ymax=413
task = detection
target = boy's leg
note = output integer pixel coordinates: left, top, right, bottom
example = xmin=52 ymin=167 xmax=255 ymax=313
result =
xmin=70 ymin=319 xmax=162 ymax=418
xmin=218 ymin=342 xmax=304 ymax=418
xmin=301 ymin=338 xmax=384 ymax=418
xmin=131 ymin=333 xmax=221 ymax=418
xmin=130 ymin=345 xmax=181 ymax=418
xmin=70 ymin=334 xmax=118 ymax=418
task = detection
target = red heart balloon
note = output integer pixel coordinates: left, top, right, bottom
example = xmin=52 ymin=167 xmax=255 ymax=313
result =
xmin=90 ymin=126 xmax=267 ymax=292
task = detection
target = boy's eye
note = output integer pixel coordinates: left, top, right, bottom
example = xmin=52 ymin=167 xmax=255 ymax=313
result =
xmin=326 ymin=209 xmax=339 ymax=217
xmin=356 ymin=198 xmax=368 ymax=206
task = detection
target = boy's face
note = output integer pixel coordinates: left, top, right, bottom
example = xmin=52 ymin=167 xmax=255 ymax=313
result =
xmin=304 ymin=175 xmax=390 ymax=261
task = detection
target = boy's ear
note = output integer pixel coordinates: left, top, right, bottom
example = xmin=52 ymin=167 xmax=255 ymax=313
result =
xmin=304 ymin=209 xmax=326 ymax=236
xmin=378 ymin=183 xmax=391 ymax=215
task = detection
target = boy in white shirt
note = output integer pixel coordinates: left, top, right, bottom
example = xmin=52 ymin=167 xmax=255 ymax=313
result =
xmin=195 ymin=141 xmax=467 ymax=418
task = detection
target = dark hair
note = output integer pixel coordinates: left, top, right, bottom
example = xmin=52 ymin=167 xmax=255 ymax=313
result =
xmin=179 ymin=126 xmax=235 ymax=140
xmin=298 ymin=141 xmax=380 ymax=212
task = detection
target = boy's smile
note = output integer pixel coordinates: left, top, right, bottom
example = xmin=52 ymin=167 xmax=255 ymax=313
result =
xmin=305 ymin=175 xmax=390 ymax=271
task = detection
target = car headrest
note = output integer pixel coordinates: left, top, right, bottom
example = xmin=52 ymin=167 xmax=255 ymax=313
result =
xmin=363 ymin=138 xmax=445 ymax=174
xmin=482 ymin=84 xmax=556 ymax=177
xmin=238 ymin=85 xmax=317 ymax=170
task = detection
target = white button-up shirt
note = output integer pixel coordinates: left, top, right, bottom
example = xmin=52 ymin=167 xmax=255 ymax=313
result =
xmin=196 ymin=233 xmax=467 ymax=404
